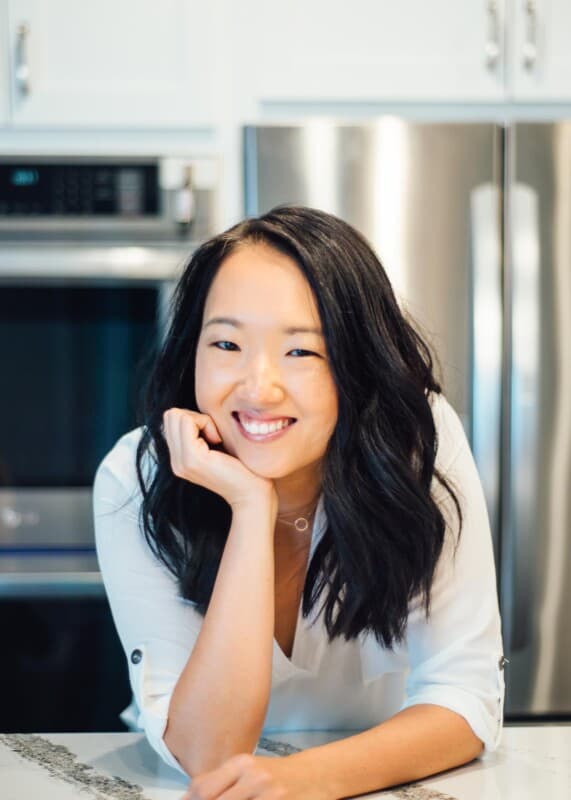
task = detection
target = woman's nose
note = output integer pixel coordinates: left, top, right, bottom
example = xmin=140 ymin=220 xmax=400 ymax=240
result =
xmin=235 ymin=358 xmax=284 ymax=404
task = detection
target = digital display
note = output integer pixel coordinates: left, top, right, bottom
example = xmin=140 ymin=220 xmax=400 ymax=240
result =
xmin=11 ymin=168 xmax=40 ymax=187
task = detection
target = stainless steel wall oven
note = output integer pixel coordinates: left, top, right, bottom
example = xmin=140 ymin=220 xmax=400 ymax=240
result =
xmin=0 ymin=154 xmax=217 ymax=731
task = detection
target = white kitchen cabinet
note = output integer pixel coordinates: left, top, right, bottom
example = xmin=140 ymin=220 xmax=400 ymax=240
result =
xmin=6 ymin=0 xmax=218 ymax=128
xmin=229 ymin=0 xmax=507 ymax=105
xmin=0 ymin=1 xmax=9 ymax=125
xmin=509 ymin=0 xmax=571 ymax=100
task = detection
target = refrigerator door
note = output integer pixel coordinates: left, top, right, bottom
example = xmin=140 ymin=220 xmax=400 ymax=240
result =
xmin=244 ymin=122 xmax=503 ymax=558
xmin=504 ymin=123 xmax=571 ymax=715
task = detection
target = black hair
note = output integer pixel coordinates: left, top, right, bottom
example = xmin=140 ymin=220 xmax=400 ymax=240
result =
xmin=135 ymin=205 xmax=462 ymax=649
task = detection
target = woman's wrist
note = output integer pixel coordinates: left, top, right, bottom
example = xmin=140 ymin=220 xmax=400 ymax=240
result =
xmin=229 ymin=485 xmax=278 ymax=520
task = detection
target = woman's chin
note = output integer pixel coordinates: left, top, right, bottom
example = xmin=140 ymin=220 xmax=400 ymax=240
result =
xmin=237 ymin=453 xmax=294 ymax=481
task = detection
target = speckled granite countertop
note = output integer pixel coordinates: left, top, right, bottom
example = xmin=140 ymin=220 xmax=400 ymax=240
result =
xmin=0 ymin=726 xmax=569 ymax=799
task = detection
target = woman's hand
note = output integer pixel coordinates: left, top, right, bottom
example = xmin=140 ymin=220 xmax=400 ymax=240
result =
xmin=180 ymin=753 xmax=333 ymax=800
xmin=162 ymin=408 xmax=277 ymax=511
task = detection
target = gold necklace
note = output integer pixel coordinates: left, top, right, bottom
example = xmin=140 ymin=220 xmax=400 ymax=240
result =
xmin=276 ymin=501 xmax=318 ymax=533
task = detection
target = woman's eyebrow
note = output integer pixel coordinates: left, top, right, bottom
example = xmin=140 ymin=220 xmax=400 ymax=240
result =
xmin=203 ymin=316 xmax=323 ymax=336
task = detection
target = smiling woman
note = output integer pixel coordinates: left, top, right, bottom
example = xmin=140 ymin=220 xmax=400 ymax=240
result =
xmin=93 ymin=206 xmax=505 ymax=798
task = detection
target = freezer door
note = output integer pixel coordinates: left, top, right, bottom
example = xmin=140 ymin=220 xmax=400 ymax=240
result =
xmin=504 ymin=123 xmax=571 ymax=715
xmin=244 ymin=122 xmax=503 ymax=559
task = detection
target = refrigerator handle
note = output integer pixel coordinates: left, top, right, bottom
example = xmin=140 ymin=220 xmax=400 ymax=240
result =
xmin=506 ymin=183 xmax=541 ymax=652
xmin=470 ymin=184 xmax=503 ymax=563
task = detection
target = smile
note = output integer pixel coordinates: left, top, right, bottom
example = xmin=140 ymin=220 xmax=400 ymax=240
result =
xmin=232 ymin=412 xmax=296 ymax=442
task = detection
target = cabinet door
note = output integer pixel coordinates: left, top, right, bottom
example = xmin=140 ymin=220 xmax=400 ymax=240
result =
xmin=231 ymin=0 xmax=506 ymax=104
xmin=510 ymin=0 xmax=571 ymax=100
xmin=0 ymin=0 xmax=9 ymax=125
xmin=7 ymin=0 xmax=217 ymax=127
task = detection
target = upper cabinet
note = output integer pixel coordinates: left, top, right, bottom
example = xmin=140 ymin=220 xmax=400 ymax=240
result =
xmin=2 ymin=1 xmax=571 ymax=131
xmin=230 ymin=0 xmax=507 ymax=104
xmin=6 ymin=0 xmax=218 ymax=128
xmin=509 ymin=0 xmax=571 ymax=100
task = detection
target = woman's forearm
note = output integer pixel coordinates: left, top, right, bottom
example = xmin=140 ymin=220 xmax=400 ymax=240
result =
xmin=164 ymin=497 xmax=276 ymax=776
xmin=283 ymin=704 xmax=484 ymax=799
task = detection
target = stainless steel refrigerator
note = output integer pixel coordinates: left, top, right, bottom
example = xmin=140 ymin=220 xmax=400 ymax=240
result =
xmin=243 ymin=121 xmax=571 ymax=720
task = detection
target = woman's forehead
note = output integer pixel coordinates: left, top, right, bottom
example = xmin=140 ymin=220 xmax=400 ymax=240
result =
xmin=204 ymin=242 xmax=320 ymax=323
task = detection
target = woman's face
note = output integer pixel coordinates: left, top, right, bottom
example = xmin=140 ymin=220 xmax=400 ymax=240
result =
xmin=194 ymin=241 xmax=338 ymax=482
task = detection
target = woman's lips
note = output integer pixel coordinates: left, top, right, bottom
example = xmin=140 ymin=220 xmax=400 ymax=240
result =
xmin=232 ymin=413 xmax=296 ymax=443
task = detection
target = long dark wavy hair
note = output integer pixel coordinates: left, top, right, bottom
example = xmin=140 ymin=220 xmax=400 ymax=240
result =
xmin=135 ymin=205 xmax=463 ymax=650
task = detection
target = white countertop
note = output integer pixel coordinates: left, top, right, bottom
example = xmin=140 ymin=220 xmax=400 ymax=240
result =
xmin=0 ymin=725 xmax=569 ymax=799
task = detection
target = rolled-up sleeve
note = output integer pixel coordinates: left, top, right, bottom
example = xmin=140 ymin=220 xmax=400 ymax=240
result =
xmin=401 ymin=402 xmax=505 ymax=753
xmin=93 ymin=431 xmax=203 ymax=775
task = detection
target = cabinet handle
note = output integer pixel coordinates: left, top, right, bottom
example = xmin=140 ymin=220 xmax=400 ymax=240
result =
xmin=15 ymin=23 xmax=31 ymax=96
xmin=522 ymin=0 xmax=538 ymax=70
xmin=485 ymin=1 xmax=501 ymax=69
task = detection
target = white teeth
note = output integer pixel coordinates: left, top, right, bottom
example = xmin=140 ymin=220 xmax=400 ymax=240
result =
xmin=239 ymin=416 xmax=291 ymax=435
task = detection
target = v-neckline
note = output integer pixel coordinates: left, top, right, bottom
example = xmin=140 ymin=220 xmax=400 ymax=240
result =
xmin=272 ymin=494 xmax=326 ymax=677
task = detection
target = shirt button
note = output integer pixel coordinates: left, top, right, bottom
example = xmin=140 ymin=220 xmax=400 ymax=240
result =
xmin=131 ymin=649 xmax=143 ymax=665
xmin=499 ymin=655 xmax=509 ymax=670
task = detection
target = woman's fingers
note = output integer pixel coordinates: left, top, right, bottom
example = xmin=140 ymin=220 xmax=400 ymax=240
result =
xmin=163 ymin=407 xmax=226 ymax=486
xmin=183 ymin=754 xmax=257 ymax=800
xmin=164 ymin=408 xmax=221 ymax=450
xmin=177 ymin=411 xmax=211 ymax=464
xmin=193 ymin=412 xmax=223 ymax=445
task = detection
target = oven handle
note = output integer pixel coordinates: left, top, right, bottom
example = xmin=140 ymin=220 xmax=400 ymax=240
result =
xmin=0 ymin=572 xmax=105 ymax=599
xmin=0 ymin=245 xmax=186 ymax=282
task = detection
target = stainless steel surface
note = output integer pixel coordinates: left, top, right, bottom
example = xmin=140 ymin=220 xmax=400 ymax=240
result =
xmin=504 ymin=123 xmax=571 ymax=715
xmin=505 ymin=182 xmax=540 ymax=659
xmin=523 ymin=1 xmax=538 ymax=70
xmin=485 ymin=1 xmax=501 ymax=69
xmin=0 ymin=488 xmax=94 ymax=548
xmin=15 ymin=23 xmax=30 ymax=96
xmin=0 ymin=490 xmax=103 ymax=597
xmin=470 ymin=183 xmax=503 ymax=567
xmin=244 ymin=120 xmax=503 ymax=488
xmin=0 ymin=568 xmax=103 ymax=598
xmin=0 ymin=243 xmax=188 ymax=283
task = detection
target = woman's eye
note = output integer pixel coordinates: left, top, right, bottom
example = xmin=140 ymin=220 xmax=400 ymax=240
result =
xmin=211 ymin=341 xmax=239 ymax=351
xmin=289 ymin=349 xmax=317 ymax=357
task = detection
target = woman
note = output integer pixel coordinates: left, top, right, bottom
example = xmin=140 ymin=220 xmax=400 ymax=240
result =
xmin=94 ymin=206 xmax=505 ymax=799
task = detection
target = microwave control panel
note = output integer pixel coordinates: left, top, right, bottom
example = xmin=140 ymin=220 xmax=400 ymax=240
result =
xmin=0 ymin=161 xmax=159 ymax=217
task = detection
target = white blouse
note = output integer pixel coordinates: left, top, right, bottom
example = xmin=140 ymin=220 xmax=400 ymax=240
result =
xmin=93 ymin=392 xmax=505 ymax=777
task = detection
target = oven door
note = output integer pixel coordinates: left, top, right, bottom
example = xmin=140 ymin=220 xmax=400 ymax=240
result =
xmin=0 ymin=281 xmax=163 ymax=549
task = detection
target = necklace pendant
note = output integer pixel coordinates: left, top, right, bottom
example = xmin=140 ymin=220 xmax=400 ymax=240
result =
xmin=294 ymin=517 xmax=309 ymax=532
